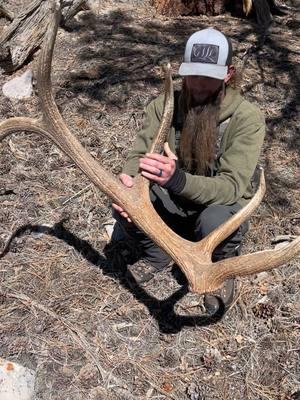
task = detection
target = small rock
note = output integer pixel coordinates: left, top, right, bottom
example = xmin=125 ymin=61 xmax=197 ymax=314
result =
xmin=254 ymin=271 xmax=269 ymax=283
xmin=235 ymin=334 xmax=244 ymax=344
xmin=274 ymin=241 xmax=292 ymax=250
xmin=271 ymin=235 xmax=297 ymax=250
xmin=0 ymin=358 xmax=36 ymax=400
xmin=2 ymin=70 xmax=33 ymax=99
xmin=103 ymin=219 xmax=116 ymax=239
xmin=86 ymin=0 xmax=100 ymax=13
xmin=205 ymin=347 xmax=223 ymax=363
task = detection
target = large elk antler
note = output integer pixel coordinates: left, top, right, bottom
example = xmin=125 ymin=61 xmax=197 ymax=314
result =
xmin=0 ymin=1 xmax=299 ymax=294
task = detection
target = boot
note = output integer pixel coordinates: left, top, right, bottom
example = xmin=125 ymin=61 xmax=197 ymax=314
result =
xmin=204 ymin=278 xmax=235 ymax=315
xmin=204 ymin=245 xmax=241 ymax=315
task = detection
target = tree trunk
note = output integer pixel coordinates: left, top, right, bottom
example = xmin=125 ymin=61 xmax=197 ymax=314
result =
xmin=151 ymin=0 xmax=224 ymax=16
xmin=0 ymin=0 xmax=86 ymax=71
xmin=150 ymin=0 xmax=189 ymax=16
xmin=194 ymin=0 xmax=224 ymax=15
xmin=152 ymin=0 xmax=284 ymax=22
xmin=252 ymin=0 xmax=285 ymax=27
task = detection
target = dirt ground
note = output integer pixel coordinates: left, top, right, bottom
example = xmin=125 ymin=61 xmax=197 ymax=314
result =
xmin=0 ymin=1 xmax=299 ymax=399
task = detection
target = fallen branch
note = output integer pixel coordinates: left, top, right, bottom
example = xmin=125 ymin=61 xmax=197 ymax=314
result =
xmin=0 ymin=4 xmax=14 ymax=20
xmin=0 ymin=0 xmax=86 ymax=70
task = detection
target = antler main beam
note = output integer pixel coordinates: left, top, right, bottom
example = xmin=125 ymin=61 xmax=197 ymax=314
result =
xmin=0 ymin=0 xmax=299 ymax=294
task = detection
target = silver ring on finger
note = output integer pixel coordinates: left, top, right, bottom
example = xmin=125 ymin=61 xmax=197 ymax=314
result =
xmin=157 ymin=168 xmax=163 ymax=177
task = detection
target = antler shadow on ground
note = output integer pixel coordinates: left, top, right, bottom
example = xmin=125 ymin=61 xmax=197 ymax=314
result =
xmin=0 ymin=221 xmax=224 ymax=334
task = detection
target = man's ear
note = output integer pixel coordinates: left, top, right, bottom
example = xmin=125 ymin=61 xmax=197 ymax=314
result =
xmin=224 ymin=65 xmax=235 ymax=83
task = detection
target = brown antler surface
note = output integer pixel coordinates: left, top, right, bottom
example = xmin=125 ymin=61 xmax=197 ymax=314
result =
xmin=0 ymin=0 xmax=299 ymax=294
xmin=243 ymin=0 xmax=253 ymax=15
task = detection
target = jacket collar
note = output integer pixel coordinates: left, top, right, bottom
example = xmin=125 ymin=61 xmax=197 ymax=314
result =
xmin=219 ymin=86 xmax=244 ymax=122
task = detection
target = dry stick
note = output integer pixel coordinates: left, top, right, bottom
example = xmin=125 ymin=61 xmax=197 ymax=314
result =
xmin=61 ymin=184 xmax=92 ymax=206
xmin=0 ymin=4 xmax=14 ymax=20
xmin=1 ymin=289 xmax=139 ymax=400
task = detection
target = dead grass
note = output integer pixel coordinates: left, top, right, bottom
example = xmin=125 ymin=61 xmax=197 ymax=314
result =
xmin=0 ymin=1 xmax=299 ymax=399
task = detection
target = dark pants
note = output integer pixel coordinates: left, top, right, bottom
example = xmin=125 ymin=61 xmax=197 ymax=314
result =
xmin=112 ymin=184 xmax=249 ymax=270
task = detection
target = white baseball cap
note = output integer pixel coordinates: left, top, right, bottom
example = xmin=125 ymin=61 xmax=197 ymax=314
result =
xmin=179 ymin=28 xmax=233 ymax=80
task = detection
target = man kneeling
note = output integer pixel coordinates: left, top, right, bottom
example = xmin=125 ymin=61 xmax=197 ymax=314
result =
xmin=112 ymin=27 xmax=265 ymax=314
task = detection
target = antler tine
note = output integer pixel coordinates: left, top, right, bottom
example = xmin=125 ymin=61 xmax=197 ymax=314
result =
xmin=243 ymin=0 xmax=253 ymax=15
xmin=197 ymin=236 xmax=300 ymax=292
xmin=0 ymin=118 xmax=48 ymax=141
xmin=198 ymin=168 xmax=266 ymax=256
xmin=148 ymin=63 xmax=174 ymax=155
xmin=134 ymin=62 xmax=174 ymax=196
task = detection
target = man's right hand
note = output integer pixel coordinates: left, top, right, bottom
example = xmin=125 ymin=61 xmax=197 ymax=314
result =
xmin=112 ymin=173 xmax=134 ymax=223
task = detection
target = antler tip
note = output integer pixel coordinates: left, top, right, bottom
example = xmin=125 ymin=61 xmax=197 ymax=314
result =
xmin=159 ymin=61 xmax=171 ymax=74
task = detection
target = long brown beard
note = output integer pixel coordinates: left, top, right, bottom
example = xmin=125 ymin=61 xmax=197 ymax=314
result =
xmin=179 ymin=81 xmax=223 ymax=175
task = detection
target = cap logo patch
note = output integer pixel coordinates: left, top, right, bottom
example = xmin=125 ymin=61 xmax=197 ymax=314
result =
xmin=191 ymin=44 xmax=219 ymax=64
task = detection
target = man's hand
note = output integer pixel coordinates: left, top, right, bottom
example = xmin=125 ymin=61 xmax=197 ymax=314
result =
xmin=112 ymin=173 xmax=133 ymax=222
xmin=139 ymin=143 xmax=177 ymax=185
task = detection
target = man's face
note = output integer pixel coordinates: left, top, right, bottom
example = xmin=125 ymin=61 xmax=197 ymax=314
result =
xmin=184 ymin=76 xmax=223 ymax=106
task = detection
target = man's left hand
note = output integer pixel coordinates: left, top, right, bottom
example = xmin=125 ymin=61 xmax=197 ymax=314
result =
xmin=139 ymin=143 xmax=177 ymax=185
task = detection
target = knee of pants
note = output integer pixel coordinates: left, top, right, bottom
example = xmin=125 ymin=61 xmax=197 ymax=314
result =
xmin=195 ymin=204 xmax=239 ymax=238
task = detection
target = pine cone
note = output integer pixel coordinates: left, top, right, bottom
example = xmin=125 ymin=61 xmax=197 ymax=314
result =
xmin=253 ymin=303 xmax=275 ymax=318
xmin=186 ymin=382 xmax=208 ymax=400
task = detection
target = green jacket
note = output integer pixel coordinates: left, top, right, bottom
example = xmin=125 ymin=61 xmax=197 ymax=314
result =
xmin=123 ymin=86 xmax=266 ymax=207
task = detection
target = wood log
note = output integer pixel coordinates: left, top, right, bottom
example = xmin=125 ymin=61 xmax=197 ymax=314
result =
xmin=0 ymin=0 xmax=86 ymax=71
xmin=61 ymin=0 xmax=87 ymax=21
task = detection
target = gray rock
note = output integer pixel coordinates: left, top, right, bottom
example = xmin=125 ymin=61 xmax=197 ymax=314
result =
xmin=2 ymin=70 xmax=33 ymax=99
xmin=254 ymin=271 xmax=270 ymax=282
xmin=86 ymin=0 xmax=100 ymax=12
xmin=0 ymin=358 xmax=36 ymax=400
